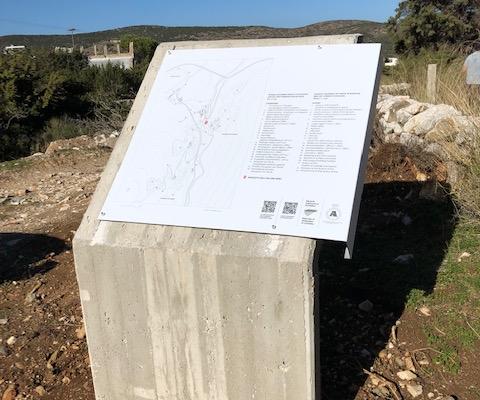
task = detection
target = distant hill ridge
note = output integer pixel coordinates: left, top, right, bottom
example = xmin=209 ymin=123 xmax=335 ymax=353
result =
xmin=0 ymin=20 xmax=393 ymax=55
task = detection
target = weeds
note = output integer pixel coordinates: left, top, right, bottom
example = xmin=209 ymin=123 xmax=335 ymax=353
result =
xmin=383 ymin=47 xmax=480 ymax=116
xmin=0 ymin=158 xmax=32 ymax=171
xmin=407 ymin=220 xmax=480 ymax=375
xmin=406 ymin=288 xmax=427 ymax=308
xmin=384 ymin=47 xmax=480 ymax=218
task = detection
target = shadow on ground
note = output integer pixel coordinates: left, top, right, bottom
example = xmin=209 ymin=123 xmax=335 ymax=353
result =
xmin=0 ymin=232 xmax=67 ymax=282
xmin=315 ymin=180 xmax=457 ymax=400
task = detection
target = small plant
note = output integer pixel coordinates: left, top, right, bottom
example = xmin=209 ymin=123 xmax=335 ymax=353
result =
xmin=406 ymin=288 xmax=426 ymax=308
xmin=41 ymin=116 xmax=85 ymax=146
xmin=426 ymin=329 xmax=461 ymax=374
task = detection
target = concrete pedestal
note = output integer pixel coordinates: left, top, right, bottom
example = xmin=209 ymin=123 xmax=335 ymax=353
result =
xmin=73 ymin=34 xmax=362 ymax=400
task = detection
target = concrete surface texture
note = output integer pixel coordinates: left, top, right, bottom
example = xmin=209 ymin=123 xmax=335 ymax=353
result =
xmin=73 ymin=34 xmax=361 ymax=400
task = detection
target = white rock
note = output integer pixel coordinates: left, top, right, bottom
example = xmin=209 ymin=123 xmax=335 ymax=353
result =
xmin=385 ymin=100 xmax=414 ymax=123
xmin=426 ymin=115 xmax=478 ymax=143
xmin=393 ymin=123 xmax=403 ymax=134
xmin=396 ymin=109 xmax=413 ymax=125
xmin=425 ymin=143 xmax=448 ymax=159
xmin=446 ymin=161 xmax=462 ymax=186
xmin=404 ymin=105 xmax=461 ymax=136
xmin=378 ymin=96 xmax=412 ymax=116
xmin=384 ymin=134 xmax=397 ymax=143
xmin=399 ymin=132 xmax=423 ymax=147
xmin=458 ymin=252 xmax=471 ymax=262
xmin=418 ymin=306 xmax=431 ymax=316
xmin=35 ymin=386 xmax=46 ymax=396
xmin=406 ymin=384 xmax=423 ymax=398
xmin=397 ymin=370 xmax=417 ymax=381
xmin=379 ymin=118 xmax=395 ymax=134
xmin=405 ymin=356 xmax=416 ymax=371
xmin=6 ymin=336 xmax=16 ymax=346
xmin=60 ymin=203 xmax=70 ymax=212
xmin=403 ymin=102 xmax=428 ymax=116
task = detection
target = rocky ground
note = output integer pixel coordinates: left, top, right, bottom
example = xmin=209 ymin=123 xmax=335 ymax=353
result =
xmin=0 ymin=136 xmax=478 ymax=399
xmin=318 ymin=142 xmax=479 ymax=400
xmin=0 ymin=141 xmax=110 ymax=400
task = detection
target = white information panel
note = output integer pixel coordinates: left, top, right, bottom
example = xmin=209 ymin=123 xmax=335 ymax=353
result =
xmin=100 ymin=44 xmax=381 ymax=244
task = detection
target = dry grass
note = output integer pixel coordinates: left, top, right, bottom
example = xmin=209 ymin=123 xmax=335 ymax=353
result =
xmin=383 ymin=49 xmax=480 ymax=116
xmin=383 ymin=49 xmax=480 ymax=218
xmin=452 ymin=137 xmax=480 ymax=219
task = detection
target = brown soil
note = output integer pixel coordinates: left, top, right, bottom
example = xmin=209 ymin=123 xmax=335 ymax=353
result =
xmin=0 ymin=142 xmax=476 ymax=399
xmin=0 ymin=148 xmax=109 ymax=399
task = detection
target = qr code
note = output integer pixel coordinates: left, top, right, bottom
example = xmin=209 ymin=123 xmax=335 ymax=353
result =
xmin=262 ymin=201 xmax=277 ymax=213
xmin=282 ymin=202 xmax=298 ymax=215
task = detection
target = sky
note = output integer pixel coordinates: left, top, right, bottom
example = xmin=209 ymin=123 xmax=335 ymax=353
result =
xmin=0 ymin=0 xmax=400 ymax=36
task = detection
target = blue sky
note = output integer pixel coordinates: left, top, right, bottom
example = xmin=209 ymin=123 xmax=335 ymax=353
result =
xmin=0 ymin=0 xmax=400 ymax=36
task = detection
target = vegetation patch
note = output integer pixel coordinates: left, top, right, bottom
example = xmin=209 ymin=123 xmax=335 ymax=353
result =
xmin=0 ymin=35 xmax=156 ymax=162
xmin=406 ymin=219 xmax=480 ymax=375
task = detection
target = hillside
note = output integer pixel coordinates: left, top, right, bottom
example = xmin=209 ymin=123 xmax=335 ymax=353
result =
xmin=0 ymin=20 xmax=394 ymax=55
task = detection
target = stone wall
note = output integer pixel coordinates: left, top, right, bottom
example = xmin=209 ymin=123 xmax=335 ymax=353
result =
xmin=376 ymin=92 xmax=480 ymax=184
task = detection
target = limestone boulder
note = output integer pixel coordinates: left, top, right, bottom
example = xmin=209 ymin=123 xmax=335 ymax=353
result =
xmin=379 ymin=119 xmax=403 ymax=135
xmin=396 ymin=102 xmax=429 ymax=125
xmin=396 ymin=109 xmax=412 ymax=125
xmin=377 ymin=95 xmax=412 ymax=117
xmin=399 ymin=132 xmax=424 ymax=147
xmin=403 ymin=102 xmax=429 ymax=116
xmin=384 ymin=133 xmax=398 ymax=143
xmin=404 ymin=105 xmax=461 ymax=136
xmin=94 ymin=133 xmax=118 ymax=149
xmin=425 ymin=115 xmax=479 ymax=143
xmin=425 ymin=143 xmax=449 ymax=160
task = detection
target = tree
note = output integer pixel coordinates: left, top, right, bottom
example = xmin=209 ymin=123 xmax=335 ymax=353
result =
xmin=0 ymin=49 xmax=90 ymax=160
xmin=388 ymin=0 xmax=479 ymax=54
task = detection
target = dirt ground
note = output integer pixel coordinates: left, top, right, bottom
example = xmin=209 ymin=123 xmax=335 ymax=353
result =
xmin=0 ymin=142 xmax=477 ymax=399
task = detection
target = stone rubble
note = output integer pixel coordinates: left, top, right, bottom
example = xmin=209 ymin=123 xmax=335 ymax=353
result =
xmin=406 ymin=383 xmax=424 ymax=398
xmin=376 ymin=90 xmax=480 ymax=186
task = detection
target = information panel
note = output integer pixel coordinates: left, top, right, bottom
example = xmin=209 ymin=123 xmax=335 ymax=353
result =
xmin=100 ymin=44 xmax=381 ymax=243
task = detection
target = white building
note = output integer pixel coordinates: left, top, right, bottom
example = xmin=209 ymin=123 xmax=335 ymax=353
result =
xmin=4 ymin=45 xmax=26 ymax=53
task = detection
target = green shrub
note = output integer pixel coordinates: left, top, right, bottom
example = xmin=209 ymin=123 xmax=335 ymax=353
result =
xmin=41 ymin=116 xmax=85 ymax=145
xmin=0 ymin=47 xmax=149 ymax=161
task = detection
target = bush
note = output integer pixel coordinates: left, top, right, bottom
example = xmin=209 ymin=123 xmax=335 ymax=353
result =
xmin=0 ymin=48 xmax=148 ymax=161
xmin=0 ymin=49 xmax=91 ymax=160
xmin=81 ymin=63 xmax=141 ymax=131
xmin=41 ymin=116 xmax=86 ymax=146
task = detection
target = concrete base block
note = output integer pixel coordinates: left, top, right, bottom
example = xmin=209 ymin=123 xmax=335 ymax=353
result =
xmin=74 ymin=34 xmax=362 ymax=400
xmin=75 ymin=230 xmax=316 ymax=399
